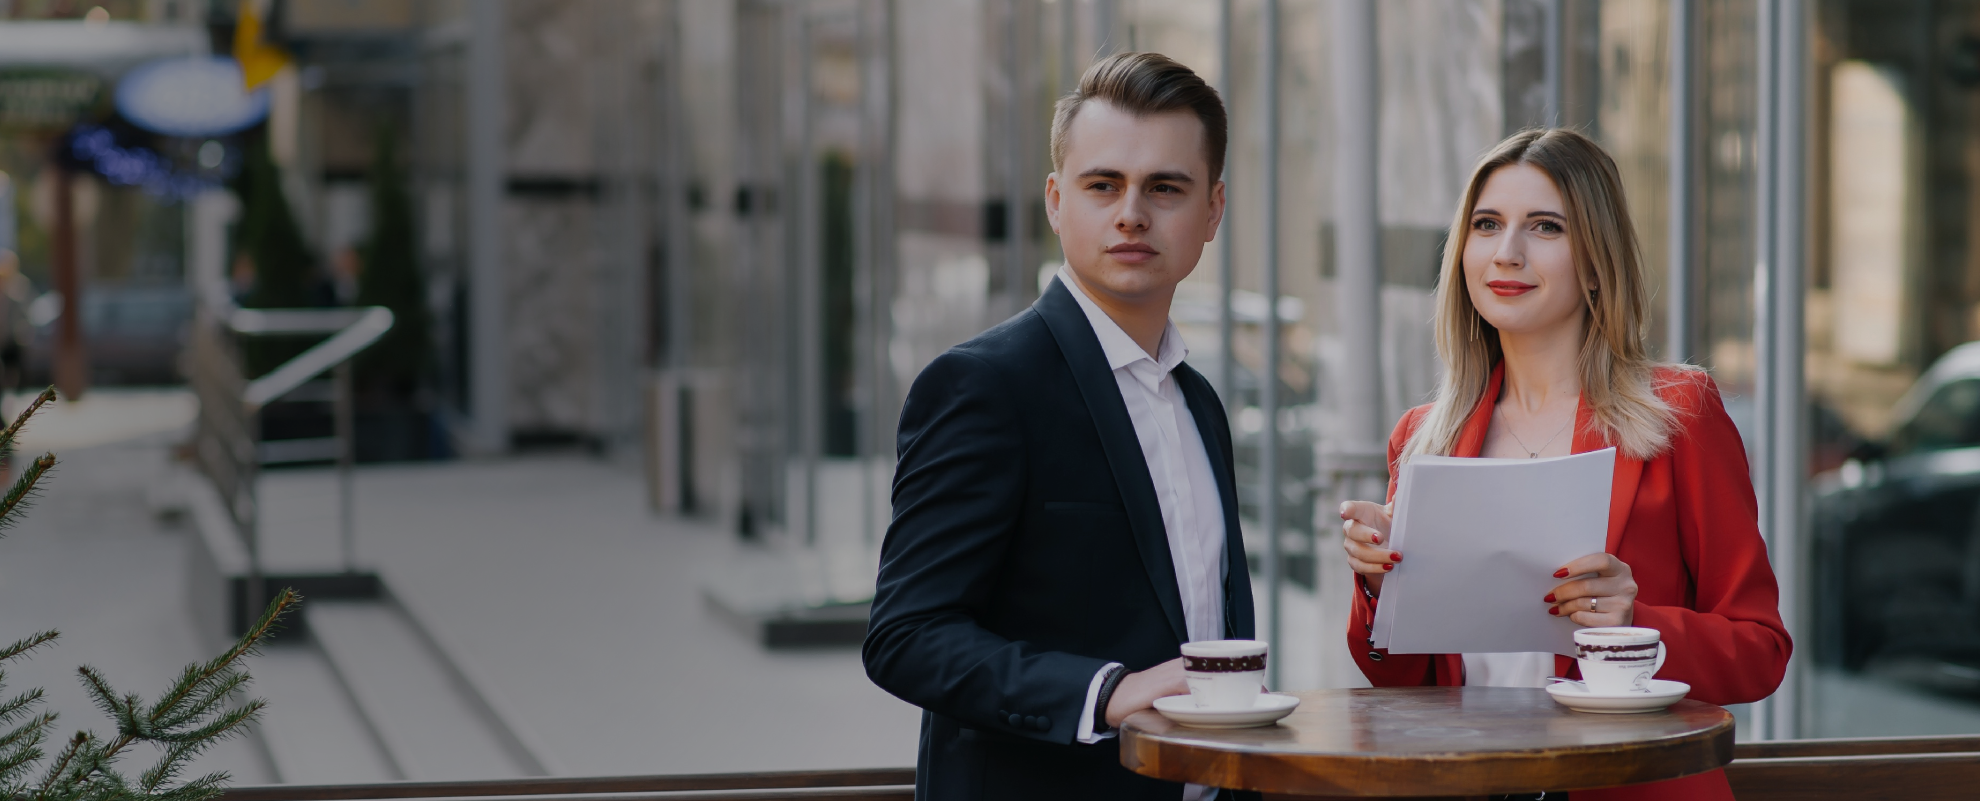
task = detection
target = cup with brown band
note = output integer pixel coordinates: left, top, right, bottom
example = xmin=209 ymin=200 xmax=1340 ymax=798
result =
xmin=1180 ymin=639 xmax=1268 ymax=709
xmin=1573 ymin=627 xmax=1666 ymax=694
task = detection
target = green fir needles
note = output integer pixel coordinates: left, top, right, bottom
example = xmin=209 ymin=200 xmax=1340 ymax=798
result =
xmin=0 ymin=387 xmax=57 ymax=537
xmin=0 ymin=389 xmax=300 ymax=801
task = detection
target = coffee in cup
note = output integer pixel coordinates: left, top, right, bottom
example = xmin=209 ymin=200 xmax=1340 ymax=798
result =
xmin=1574 ymin=627 xmax=1666 ymax=694
xmin=1181 ymin=640 xmax=1267 ymax=709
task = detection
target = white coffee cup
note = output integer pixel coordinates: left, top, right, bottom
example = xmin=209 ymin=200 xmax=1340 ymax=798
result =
xmin=1181 ymin=639 xmax=1267 ymax=709
xmin=1574 ymin=627 xmax=1666 ymax=694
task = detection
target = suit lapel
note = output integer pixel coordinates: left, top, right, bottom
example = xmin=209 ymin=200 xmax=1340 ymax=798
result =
xmin=1034 ymin=280 xmax=1190 ymax=644
xmin=1175 ymin=365 xmax=1254 ymax=640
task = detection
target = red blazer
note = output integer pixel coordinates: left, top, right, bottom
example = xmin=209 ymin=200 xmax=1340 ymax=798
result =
xmin=1348 ymin=364 xmax=1791 ymax=801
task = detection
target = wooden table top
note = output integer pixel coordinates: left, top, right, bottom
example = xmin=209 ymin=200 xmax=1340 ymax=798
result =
xmin=1119 ymin=687 xmax=1735 ymax=798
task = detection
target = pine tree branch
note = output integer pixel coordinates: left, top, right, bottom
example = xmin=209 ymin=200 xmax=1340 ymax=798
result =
xmin=0 ymin=454 xmax=57 ymax=537
xmin=0 ymin=631 xmax=59 ymax=663
xmin=0 ymin=710 xmax=53 ymax=753
xmin=150 ymin=701 xmax=260 ymax=746
xmin=150 ymin=671 xmax=247 ymax=732
xmin=0 ymin=401 xmax=302 ymax=801
xmin=151 ymin=771 xmax=227 ymax=801
xmin=87 ymin=590 xmax=297 ymax=773
xmin=74 ymin=669 xmax=127 ymax=733
xmin=37 ymin=731 xmax=88 ymax=795
xmin=0 ymin=710 xmax=54 ymax=784
xmin=138 ymin=589 xmax=296 ymax=742
xmin=138 ymin=741 xmax=196 ymax=793
xmin=0 ymin=687 xmax=48 ymax=726
xmin=0 ymin=388 xmax=57 ymax=463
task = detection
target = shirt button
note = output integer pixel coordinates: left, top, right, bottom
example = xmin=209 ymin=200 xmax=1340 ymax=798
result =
xmin=1008 ymin=713 xmax=1023 ymax=727
xmin=1034 ymin=715 xmax=1052 ymax=731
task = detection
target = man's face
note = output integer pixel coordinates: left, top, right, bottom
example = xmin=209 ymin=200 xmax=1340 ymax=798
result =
xmin=1046 ymin=101 xmax=1225 ymax=308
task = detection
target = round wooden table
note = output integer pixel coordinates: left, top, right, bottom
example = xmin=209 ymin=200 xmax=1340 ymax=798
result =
xmin=1119 ymin=687 xmax=1734 ymax=798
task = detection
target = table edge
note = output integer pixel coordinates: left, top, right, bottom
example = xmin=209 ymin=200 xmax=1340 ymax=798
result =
xmin=1119 ymin=694 xmax=1737 ymax=796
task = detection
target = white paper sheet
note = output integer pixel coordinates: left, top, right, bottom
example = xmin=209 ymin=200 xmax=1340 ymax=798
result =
xmin=1371 ymin=448 xmax=1615 ymax=657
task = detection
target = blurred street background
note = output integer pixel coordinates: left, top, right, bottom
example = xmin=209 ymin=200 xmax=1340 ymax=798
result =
xmin=0 ymin=0 xmax=1977 ymax=784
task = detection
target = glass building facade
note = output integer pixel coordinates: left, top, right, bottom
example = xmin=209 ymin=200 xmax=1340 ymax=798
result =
xmin=9 ymin=0 xmax=1980 ymax=770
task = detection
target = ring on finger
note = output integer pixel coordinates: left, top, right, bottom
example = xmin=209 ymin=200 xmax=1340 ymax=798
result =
xmin=1589 ymin=597 xmax=1597 ymax=612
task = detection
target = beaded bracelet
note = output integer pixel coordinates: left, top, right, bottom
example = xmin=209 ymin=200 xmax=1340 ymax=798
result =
xmin=1092 ymin=664 xmax=1128 ymax=731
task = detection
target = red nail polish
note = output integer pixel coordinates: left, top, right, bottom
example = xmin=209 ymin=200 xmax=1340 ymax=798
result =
xmin=1390 ymin=552 xmax=1402 ymax=562
xmin=1548 ymin=607 xmax=1560 ymax=616
xmin=1553 ymin=568 xmax=1570 ymax=578
xmin=1371 ymin=534 xmax=1382 ymax=544
xmin=1544 ymin=593 xmax=1556 ymax=603
xmin=1382 ymin=564 xmax=1394 ymax=572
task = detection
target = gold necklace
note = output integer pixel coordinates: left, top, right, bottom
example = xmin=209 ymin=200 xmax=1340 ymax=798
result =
xmin=1497 ymin=405 xmax=1574 ymax=458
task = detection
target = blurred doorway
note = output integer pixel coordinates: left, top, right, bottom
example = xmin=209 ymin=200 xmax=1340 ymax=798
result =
xmin=735 ymin=0 xmax=893 ymax=554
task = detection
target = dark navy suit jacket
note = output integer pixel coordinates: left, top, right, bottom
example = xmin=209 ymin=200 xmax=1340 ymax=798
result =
xmin=863 ymin=278 xmax=1256 ymax=800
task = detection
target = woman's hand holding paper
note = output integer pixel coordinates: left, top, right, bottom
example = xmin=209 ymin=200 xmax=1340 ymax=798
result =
xmin=1339 ymin=500 xmax=1400 ymax=595
xmin=1545 ymin=552 xmax=1639 ymax=627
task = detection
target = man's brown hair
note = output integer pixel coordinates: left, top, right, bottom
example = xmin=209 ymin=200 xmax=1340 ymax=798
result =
xmin=1051 ymin=52 xmax=1228 ymax=182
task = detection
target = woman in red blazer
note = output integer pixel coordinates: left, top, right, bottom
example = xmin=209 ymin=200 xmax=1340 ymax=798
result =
xmin=1338 ymin=129 xmax=1791 ymax=801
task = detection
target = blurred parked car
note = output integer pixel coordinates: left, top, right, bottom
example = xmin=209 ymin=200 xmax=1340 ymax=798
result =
xmin=1813 ymin=342 xmax=1980 ymax=679
xmin=25 ymin=284 xmax=193 ymax=387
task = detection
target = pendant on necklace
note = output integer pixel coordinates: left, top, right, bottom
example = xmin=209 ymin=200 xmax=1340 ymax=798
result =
xmin=1529 ymin=452 xmax=1538 ymax=458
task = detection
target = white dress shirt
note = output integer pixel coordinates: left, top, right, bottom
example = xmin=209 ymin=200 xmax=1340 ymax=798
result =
xmin=1462 ymin=652 xmax=1553 ymax=688
xmin=1060 ymin=270 xmax=1227 ymax=801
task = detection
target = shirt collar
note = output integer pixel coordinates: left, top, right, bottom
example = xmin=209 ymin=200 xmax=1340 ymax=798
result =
xmin=1056 ymin=266 xmax=1187 ymax=375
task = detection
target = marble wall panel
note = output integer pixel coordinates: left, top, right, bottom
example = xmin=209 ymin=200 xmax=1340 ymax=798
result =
xmin=504 ymin=196 xmax=600 ymax=434
xmin=506 ymin=0 xmax=599 ymax=175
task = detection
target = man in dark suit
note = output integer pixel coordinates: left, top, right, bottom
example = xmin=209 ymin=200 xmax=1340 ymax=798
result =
xmin=864 ymin=53 xmax=1255 ymax=800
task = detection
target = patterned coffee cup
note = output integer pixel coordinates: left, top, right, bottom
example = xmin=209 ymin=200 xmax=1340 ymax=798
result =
xmin=1181 ymin=640 xmax=1267 ymax=709
xmin=1573 ymin=627 xmax=1666 ymax=694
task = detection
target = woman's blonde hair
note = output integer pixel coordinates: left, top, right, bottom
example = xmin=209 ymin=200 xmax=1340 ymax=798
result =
xmin=1402 ymin=128 xmax=1683 ymax=463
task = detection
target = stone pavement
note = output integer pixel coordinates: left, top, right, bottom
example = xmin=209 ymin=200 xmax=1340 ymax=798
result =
xmin=2 ymin=388 xmax=922 ymax=782
xmin=251 ymin=454 xmax=923 ymax=777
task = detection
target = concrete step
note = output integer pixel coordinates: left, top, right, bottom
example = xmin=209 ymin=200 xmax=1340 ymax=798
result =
xmin=307 ymin=599 xmax=544 ymax=780
xmin=701 ymin=543 xmax=877 ymax=648
xmin=251 ymin=641 xmax=403 ymax=783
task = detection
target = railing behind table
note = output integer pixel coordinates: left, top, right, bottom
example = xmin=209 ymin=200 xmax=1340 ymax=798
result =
xmin=206 ymin=735 xmax=1980 ymax=800
xmin=1724 ymin=733 xmax=1980 ymax=800
xmin=215 ymin=769 xmax=917 ymax=801
xmin=187 ymin=298 xmax=393 ymax=619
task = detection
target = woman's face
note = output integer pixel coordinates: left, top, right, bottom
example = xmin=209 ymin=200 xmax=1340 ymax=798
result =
xmin=1462 ymin=163 xmax=1588 ymax=340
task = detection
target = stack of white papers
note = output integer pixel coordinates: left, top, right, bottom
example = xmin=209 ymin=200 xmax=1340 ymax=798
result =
xmin=1371 ymin=448 xmax=1615 ymax=657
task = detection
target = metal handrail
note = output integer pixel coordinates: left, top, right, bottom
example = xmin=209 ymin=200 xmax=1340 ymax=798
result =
xmin=187 ymin=292 xmax=395 ymax=620
xmin=231 ymin=306 xmax=395 ymax=407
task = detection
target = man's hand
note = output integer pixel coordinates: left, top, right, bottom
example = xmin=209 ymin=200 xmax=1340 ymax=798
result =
xmin=1104 ymin=657 xmax=1189 ymax=728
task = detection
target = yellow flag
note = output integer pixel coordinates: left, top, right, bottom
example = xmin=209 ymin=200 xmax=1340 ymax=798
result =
xmin=233 ymin=0 xmax=291 ymax=92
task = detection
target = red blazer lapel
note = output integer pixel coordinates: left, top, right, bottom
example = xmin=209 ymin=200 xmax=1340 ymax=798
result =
xmin=1450 ymin=365 xmax=1505 ymax=458
xmin=1568 ymin=396 xmax=1643 ymax=554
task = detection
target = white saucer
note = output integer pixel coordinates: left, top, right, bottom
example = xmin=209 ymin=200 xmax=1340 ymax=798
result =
xmin=1152 ymin=692 xmax=1300 ymax=728
xmin=1546 ymin=679 xmax=1691 ymax=714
